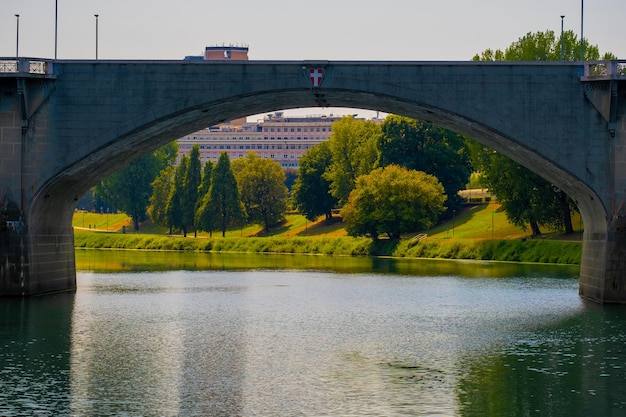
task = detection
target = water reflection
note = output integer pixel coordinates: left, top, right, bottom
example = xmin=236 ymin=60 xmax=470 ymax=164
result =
xmin=457 ymin=302 xmax=626 ymax=417
xmin=6 ymin=252 xmax=624 ymax=416
xmin=76 ymin=249 xmax=580 ymax=278
xmin=0 ymin=293 xmax=74 ymax=416
xmin=69 ymin=273 xmax=246 ymax=416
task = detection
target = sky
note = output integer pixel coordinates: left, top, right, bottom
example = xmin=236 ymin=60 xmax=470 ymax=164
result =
xmin=2 ymin=0 xmax=623 ymax=118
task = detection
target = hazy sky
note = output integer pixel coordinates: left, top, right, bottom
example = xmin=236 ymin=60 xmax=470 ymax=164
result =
xmin=2 ymin=0 xmax=622 ymax=117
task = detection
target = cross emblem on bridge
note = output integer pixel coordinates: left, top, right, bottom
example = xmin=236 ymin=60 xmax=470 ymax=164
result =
xmin=309 ymin=68 xmax=324 ymax=87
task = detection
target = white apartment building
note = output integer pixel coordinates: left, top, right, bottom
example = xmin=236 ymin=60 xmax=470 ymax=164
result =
xmin=177 ymin=112 xmax=354 ymax=168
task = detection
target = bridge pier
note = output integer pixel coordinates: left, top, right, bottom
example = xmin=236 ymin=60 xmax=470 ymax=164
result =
xmin=580 ymin=231 xmax=626 ymax=303
xmin=1 ymin=63 xmax=76 ymax=296
xmin=0 ymin=213 xmax=76 ymax=296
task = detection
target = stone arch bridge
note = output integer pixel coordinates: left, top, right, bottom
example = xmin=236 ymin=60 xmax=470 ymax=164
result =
xmin=0 ymin=58 xmax=625 ymax=302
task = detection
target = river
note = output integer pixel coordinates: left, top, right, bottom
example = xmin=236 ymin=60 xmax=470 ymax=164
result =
xmin=1 ymin=251 xmax=625 ymax=416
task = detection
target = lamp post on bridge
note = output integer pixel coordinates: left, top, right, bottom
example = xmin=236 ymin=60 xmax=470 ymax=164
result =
xmin=55 ymin=0 xmax=58 ymax=59
xmin=94 ymin=14 xmax=99 ymax=60
xmin=15 ymin=14 xmax=20 ymax=61
xmin=560 ymin=15 xmax=565 ymax=61
xmin=580 ymin=0 xmax=584 ymax=62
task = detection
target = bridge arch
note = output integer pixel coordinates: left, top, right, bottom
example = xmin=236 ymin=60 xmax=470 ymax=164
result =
xmin=1 ymin=59 xmax=623 ymax=301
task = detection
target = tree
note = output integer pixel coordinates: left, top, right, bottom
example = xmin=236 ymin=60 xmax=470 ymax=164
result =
xmin=232 ymin=152 xmax=288 ymax=231
xmin=194 ymin=160 xmax=214 ymax=235
xmin=197 ymin=153 xmax=242 ymax=237
xmin=324 ymin=117 xmax=381 ymax=205
xmin=181 ymin=145 xmax=202 ymax=237
xmin=472 ymin=29 xmax=610 ymax=62
xmin=292 ymin=142 xmax=338 ymax=221
xmin=166 ymin=155 xmax=187 ymax=235
xmin=469 ymin=29 xmax=611 ymax=235
xmin=283 ymin=167 xmax=299 ymax=192
xmin=377 ymin=115 xmax=471 ymax=213
xmin=95 ymin=151 xmax=161 ymax=231
xmin=468 ymin=142 xmax=576 ymax=237
xmin=341 ymin=165 xmax=446 ymax=240
xmin=155 ymin=142 xmax=179 ymax=168
xmin=146 ymin=143 xmax=179 ymax=229
xmin=147 ymin=165 xmax=175 ymax=228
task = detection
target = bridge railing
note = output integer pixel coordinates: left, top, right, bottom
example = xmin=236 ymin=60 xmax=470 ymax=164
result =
xmin=0 ymin=58 xmax=54 ymax=76
xmin=581 ymin=60 xmax=626 ymax=80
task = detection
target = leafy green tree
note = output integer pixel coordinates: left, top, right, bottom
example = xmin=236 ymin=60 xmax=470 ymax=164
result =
xmin=145 ymin=143 xmax=179 ymax=229
xmin=197 ymin=153 xmax=242 ymax=237
xmin=377 ymin=115 xmax=471 ymax=213
xmin=147 ymin=165 xmax=175 ymax=228
xmin=95 ymin=151 xmax=161 ymax=231
xmin=155 ymin=142 xmax=179 ymax=168
xmin=284 ymin=167 xmax=299 ymax=192
xmin=324 ymin=117 xmax=381 ymax=205
xmin=166 ymin=155 xmax=187 ymax=235
xmin=468 ymin=141 xmax=575 ymax=237
xmin=232 ymin=152 xmax=288 ymax=231
xmin=292 ymin=142 xmax=338 ymax=221
xmin=470 ymin=29 xmax=611 ymax=235
xmin=181 ymin=145 xmax=202 ymax=237
xmin=195 ymin=160 xmax=213 ymax=212
xmin=341 ymin=165 xmax=446 ymax=240
xmin=472 ymin=29 xmax=610 ymax=62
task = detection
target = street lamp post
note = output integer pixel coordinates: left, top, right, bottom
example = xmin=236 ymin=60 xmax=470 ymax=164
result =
xmin=15 ymin=14 xmax=20 ymax=60
xmin=452 ymin=210 xmax=456 ymax=237
xmin=580 ymin=0 xmax=584 ymax=62
xmin=55 ymin=0 xmax=58 ymax=59
xmin=94 ymin=14 xmax=99 ymax=60
xmin=560 ymin=15 xmax=565 ymax=61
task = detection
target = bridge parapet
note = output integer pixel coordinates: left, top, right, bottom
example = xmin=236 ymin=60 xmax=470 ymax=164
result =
xmin=581 ymin=60 xmax=626 ymax=81
xmin=0 ymin=58 xmax=55 ymax=78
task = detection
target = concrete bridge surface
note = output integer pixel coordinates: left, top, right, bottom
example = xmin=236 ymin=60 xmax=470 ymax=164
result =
xmin=0 ymin=58 xmax=625 ymax=302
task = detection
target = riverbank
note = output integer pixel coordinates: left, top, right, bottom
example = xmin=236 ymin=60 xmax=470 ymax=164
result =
xmin=74 ymin=231 xmax=581 ymax=266
xmin=73 ymin=203 xmax=582 ymax=265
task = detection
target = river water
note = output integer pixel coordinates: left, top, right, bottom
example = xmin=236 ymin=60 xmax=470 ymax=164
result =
xmin=2 ymin=251 xmax=626 ymax=416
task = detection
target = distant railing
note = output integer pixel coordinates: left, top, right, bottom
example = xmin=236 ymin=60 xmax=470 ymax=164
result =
xmin=581 ymin=60 xmax=626 ymax=80
xmin=0 ymin=58 xmax=54 ymax=75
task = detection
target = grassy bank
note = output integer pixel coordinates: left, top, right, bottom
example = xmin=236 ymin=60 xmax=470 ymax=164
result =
xmin=73 ymin=203 xmax=582 ymax=265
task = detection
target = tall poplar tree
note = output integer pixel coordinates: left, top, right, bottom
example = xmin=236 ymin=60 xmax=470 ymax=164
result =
xmin=181 ymin=145 xmax=202 ymax=237
xmin=197 ymin=152 xmax=242 ymax=237
xmin=195 ymin=160 xmax=213 ymax=225
xmin=166 ymin=155 xmax=187 ymax=235
xmin=148 ymin=165 xmax=175 ymax=229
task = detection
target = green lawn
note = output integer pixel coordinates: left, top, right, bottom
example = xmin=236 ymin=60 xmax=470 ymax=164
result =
xmin=73 ymin=203 xmax=582 ymax=241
